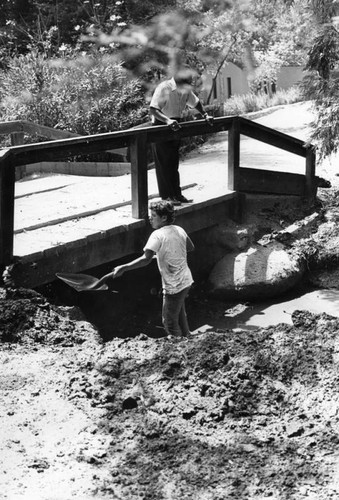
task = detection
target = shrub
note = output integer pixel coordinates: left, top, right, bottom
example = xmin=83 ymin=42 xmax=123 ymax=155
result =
xmin=0 ymin=53 xmax=148 ymax=142
xmin=222 ymin=86 xmax=303 ymax=116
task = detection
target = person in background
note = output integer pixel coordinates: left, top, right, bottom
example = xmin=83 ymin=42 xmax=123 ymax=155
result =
xmin=112 ymin=200 xmax=194 ymax=337
xmin=150 ymin=69 xmax=213 ymax=206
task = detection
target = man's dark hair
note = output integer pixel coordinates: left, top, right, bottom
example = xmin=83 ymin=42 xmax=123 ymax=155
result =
xmin=174 ymin=74 xmax=193 ymax=86
xmin=174 ymin=66 xmax=194 ymax=86
xmin=149 ymin=200 xmax=175 ymax=223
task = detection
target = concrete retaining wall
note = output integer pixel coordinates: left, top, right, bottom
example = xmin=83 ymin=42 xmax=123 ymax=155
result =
xmin=21 ymin=161 xmax=132 ymax=178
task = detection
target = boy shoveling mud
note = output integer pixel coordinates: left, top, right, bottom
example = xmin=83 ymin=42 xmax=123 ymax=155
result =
xmin=91 ymin=200 xmax=194 ymax=337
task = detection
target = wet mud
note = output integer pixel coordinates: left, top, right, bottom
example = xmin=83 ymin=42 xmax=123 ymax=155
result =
xmin=2 ymin=283 xmax=339 ymax=499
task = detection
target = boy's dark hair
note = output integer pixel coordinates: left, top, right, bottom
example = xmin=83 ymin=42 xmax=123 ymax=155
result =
xmin=150 ymin=200 xmax=175 ymax=223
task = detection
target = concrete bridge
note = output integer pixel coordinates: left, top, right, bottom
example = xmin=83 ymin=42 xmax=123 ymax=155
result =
xmin=0 ymin=115 xmax=317 ymax=289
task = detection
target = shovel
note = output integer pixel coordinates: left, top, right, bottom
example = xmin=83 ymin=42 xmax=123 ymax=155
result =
xmin=56 ymin=272 xmax=114 ymax=292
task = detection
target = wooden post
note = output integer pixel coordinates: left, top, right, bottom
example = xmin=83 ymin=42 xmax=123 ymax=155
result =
xmin=130 ymin=132 xmax=149 ymax=219
xmin=305 ymin=147 xmax=316 ymax=203
xmin=10 ymin=132 xmax=24 ymax=145
xmin=228 ymin=117 xmax=240 ymax=191
xmin=11 ymin=131 xmax=25 ymax=180
xmin=0 ymin=154 xmax=15 ymax=270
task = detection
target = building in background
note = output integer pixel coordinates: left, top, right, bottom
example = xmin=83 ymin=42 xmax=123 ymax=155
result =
xmin=202 ymin=62 xmax=304 ymax=104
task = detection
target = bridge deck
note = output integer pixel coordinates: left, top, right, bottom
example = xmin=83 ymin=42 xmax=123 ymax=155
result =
xmin=14 ymin=131 xmax=306 ymax=257
xmin=10 ymin=129 xmax=307 ymax=288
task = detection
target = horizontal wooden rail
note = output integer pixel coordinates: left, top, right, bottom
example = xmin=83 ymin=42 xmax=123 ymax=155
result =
xmin=0 ymin=121 xmax=25 ymax=134
xmin=1 ymin=120 xmax=127 ymax=162
xmin=238 ymin=117 xmax=307 ymax=157
xmin=0 ymin=120 xmax=80 ymax=139
xmin=226 ymin=116 xmax=315 ymax=197
xmin=0 ymin=115 xmax=317 ymax=275
xmin=6 ymin=118 xmax=232 ymax=167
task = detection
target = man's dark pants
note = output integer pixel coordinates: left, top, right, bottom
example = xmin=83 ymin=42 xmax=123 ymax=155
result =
xmin=152 ymin=119 xmax=182 ymax=200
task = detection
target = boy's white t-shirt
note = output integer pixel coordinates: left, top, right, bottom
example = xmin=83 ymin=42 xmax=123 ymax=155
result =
xmin=144 ymin=225 xmax=193 ymax=295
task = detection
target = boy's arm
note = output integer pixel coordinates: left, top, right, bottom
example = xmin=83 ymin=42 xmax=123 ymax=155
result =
xmin=187 ymin=235 xmax=195 ymax=252
xmin=112 ymin=249 xmax=155 ymax=279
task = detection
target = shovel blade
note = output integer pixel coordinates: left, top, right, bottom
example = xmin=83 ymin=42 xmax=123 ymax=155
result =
xmin=56 ymin=272 xmax=109 ymax=291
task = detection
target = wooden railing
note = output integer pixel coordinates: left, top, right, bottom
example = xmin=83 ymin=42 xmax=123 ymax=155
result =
xmin=3 ymin=119 xmax=79 ymax=144
xmin=0 ymin=116 xmax=316 ymax=271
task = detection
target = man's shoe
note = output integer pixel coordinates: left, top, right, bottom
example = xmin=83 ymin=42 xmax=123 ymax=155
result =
xmin=175 ymin=195 xmax=193 ymax=203
xmin=162 ymin=197 xmax=181 ymax=206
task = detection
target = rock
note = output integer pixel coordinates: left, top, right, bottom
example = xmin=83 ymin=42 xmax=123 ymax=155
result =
xmin=182 ymin=408 xmax=197 ymax=419
xmin=27 ymin=458 xmax=50 ymax=470
xmin=299 ymin=485 xmax=309 ymax=495
xmin=54 ymin=305 xmax=86 ymax=321
xmin=122 ymin=396 xmax=138 ymax=410
xmin=291 ymin=310 xmax=318 ymax=328
xmin=162 ymin=357 xmax=182 ymax=377
xmin=317 ymin=176 xmax=331 ymax=188
xmin=207 ymin=241 xmax=304 ymax=300
xmin=286 ymin=421 xmax=305 ymax=438
xmin=241 ymin=443 xmax=257 ymax=453
xmin=136 ymin=333 xmax=149 ymax=341
xmin=215 ymin=224 xmax=251 ymax=251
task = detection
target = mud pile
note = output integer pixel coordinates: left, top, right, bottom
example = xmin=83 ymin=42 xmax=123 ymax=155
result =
xmin=1 ymin=286 xmax=339 ymax=499
xmin=0 ymin=287 xmax=99 ymax=346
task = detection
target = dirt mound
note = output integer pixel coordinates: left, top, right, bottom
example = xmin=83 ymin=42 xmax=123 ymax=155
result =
xmin=60 ymin=312 xmax=339 ymax=499
xmin=0 ymin=287 xmax=99 ymax=346
xmin=2 ymin=286 xmax=339 ymax=499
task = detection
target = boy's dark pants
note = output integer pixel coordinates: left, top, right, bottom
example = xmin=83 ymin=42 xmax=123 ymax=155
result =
xmin=162 ymin=286 xmax=191 ymax=336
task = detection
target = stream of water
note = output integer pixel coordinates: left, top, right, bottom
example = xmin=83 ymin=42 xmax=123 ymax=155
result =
xmin=193 ymin=287 xmax=339 ymax=335
xmin=49 ymin=267 xmax=339 ymax=340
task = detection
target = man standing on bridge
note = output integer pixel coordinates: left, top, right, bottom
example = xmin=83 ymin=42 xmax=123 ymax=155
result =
xmin=150 ymin=68 xmax=213 ymax=205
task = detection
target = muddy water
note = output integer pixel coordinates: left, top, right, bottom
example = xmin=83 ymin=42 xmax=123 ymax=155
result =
xmin=48 ymin=264 xmax=339 ymax=340
xmin=194 ymin=287 xmax=339 ymax=334
xmin=242 ymin=289 xmax=339 ymax=328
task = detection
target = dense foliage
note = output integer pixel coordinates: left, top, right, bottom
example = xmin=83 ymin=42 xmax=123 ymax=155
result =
xmin=0 ymin=0 xmax=177 ymax=61
xmin=0 ymin=52 xmax=147 ymax=143
xmin=301 ymin=1 xmax=339 ymax=159
xmin=0 ymin=0 xmax=322 ymax=139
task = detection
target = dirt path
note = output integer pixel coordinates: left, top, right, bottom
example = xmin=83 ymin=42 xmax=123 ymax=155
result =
xmin=3 ymin=101 xmax=339 ymax=500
